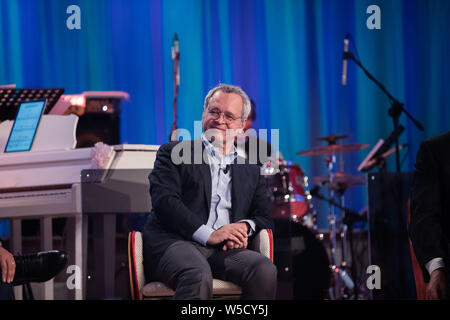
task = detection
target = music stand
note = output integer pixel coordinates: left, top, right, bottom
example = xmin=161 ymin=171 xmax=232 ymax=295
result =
xmin=358 ymin=125 xmax=405 ymax=172
xmin=0 ymin=88 xmax=64 ymax=122
xmin=0 ymin=84 xmax=16 ymax=89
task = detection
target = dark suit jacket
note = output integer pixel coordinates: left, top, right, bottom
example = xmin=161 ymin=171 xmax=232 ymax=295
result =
xmin=409 ymin=131 xmax=450 ymax=282
xmin=142 ymin=140 xmax=273 ymax=279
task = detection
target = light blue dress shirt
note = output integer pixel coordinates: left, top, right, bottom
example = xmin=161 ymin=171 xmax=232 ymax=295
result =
xmin=192 ymin=134 xmax=256 ymax=246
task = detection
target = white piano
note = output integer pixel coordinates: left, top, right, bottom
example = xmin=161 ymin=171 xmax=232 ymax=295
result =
xmin=0 ymin=144 xmax=159 ymax=299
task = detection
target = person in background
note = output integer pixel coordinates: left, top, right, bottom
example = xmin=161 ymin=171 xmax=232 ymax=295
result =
xmin=238 ymin=99 xmax=272 ymax=167
xmin=0 ymin=244 xmax=15 ymax=300
xmin=0 ymin=240 xmax=68 ymax=300
xmin=409 ymin=131 xmax=450 ymax=300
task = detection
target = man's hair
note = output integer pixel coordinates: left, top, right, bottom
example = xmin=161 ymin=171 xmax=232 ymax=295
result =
xmin=203 ymin=84 xmax=251 ymax=122
xmin=249 ymin=99 xmax=256 ymax=121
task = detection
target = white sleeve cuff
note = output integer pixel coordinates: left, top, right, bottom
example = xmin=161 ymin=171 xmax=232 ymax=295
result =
xmin=192 ymin=225 xmax=215 ymax=246
xmin=239 ymin=219 xmax=256 ymax=236
xmin=425 ymin=257 xmax=445 ymax=275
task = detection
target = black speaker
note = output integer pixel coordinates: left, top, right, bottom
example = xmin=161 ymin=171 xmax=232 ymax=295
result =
xmin=75 ymin=96 xmax=121 ymax=148
xmin=76 ymin=113 xmax=120 ymax=148
xmin=367 ymin=172 xmax=416 ymax=299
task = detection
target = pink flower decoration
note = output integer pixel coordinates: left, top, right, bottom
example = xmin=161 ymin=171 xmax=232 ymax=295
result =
xmin=91 ymin=142 xmax=114 ymax=169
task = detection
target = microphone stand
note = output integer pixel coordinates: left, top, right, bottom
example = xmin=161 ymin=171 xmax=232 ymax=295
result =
xmin=310 ymin=187 xmax=366 ymax=230
xmin=343 ymin=51 xmax=424 ymax=173
xmin=343 ymin=47 xmax=422 ymax=296
xmin=169 ymin=33 xmax=180 ymax=141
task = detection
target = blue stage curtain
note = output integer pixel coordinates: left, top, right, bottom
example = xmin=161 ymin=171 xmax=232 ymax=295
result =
xmin=1 ymin=0 xmax=449 ymax=231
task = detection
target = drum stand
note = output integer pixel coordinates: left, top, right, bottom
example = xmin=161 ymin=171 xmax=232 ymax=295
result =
xmin=297 ymin=134 xmax=369 ymax=299
xmin=325 ymin=155 xmax=355 ymax=300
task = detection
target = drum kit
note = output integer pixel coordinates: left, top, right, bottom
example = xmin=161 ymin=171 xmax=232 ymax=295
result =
xmin=263 ymin=134 xmax=369 ymax=300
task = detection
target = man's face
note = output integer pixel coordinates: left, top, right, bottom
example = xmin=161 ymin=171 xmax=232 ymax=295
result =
xmin=202 ymin=90 xmax=245 ymax=143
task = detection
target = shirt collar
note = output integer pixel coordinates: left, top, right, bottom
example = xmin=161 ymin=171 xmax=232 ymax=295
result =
xmin=201 ymin=133 xmax=237 ymax=164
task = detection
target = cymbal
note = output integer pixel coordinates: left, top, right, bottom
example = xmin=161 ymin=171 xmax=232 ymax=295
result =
xmin=316 ymin=134 xmax=348 ymax=145
xmin=314 ymin=173 xmax=366 ymax=189
xmin=297 ymin=143 xmax=369 ymax=156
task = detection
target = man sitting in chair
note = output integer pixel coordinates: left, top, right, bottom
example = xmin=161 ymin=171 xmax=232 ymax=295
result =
xmin=142 ymin=84 xmax=277 ymax=300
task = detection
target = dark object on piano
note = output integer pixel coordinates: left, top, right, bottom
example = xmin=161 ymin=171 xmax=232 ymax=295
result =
xmin=75 ymin=95 xmax=123 ymax=148
xmin=12 ymin=250 xmax=68 ymax=286
xmin=76 ymin=113 xmax=120 ymax=148
xmin=0 ymin=88 xmax=64 ymax=121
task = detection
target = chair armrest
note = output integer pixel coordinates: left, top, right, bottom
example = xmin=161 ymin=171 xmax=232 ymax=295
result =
xmin=128 ymin=231 xmax=146 ymax=300
xmin=249 ymin=229 xmax=274 ymax=262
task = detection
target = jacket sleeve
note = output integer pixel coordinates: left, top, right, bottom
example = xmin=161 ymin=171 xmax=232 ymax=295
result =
xmin=149 ymin=143 xmax=204 ymax=240
xmin=246 ymin=167 xmax=274 ymax=234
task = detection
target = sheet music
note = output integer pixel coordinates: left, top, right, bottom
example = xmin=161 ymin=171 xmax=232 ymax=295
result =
xmin=5 ymin=100 xmax=46 ymax=152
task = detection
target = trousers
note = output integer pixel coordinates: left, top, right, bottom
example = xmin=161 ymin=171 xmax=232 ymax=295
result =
xmin=0 ymin=271 xmax=15 ymax=300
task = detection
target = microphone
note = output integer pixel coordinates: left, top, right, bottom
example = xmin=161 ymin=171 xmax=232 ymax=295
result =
xmin=172 ymin=33 xmax=180 ymax=86
xmin=342 ymin=35 xmax=349 ymax=86
xmin=223 ymin=165 xmax=230 ymax=174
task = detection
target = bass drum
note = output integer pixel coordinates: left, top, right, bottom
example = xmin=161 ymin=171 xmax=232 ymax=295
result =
xmin=274 ymin=219 xmax=331 ymax=299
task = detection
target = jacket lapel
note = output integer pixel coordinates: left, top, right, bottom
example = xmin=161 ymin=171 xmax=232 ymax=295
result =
xmin=200 ymin=163 xmax=211 ymax=213
xmin=231 ymin=159 xmax=247 ymax=222
xmin=193 ymin=139 xmax=212 ymax=213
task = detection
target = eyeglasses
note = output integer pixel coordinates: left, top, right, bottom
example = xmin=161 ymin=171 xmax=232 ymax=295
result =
xmin=207 ymin=108 xmax=242 ymax=123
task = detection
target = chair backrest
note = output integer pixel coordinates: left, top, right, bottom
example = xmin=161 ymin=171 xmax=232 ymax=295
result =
xmin=406 ymin=199 xmax=427 ymax=300
xmin=128 ymin=231 xmax=146 ymax=300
